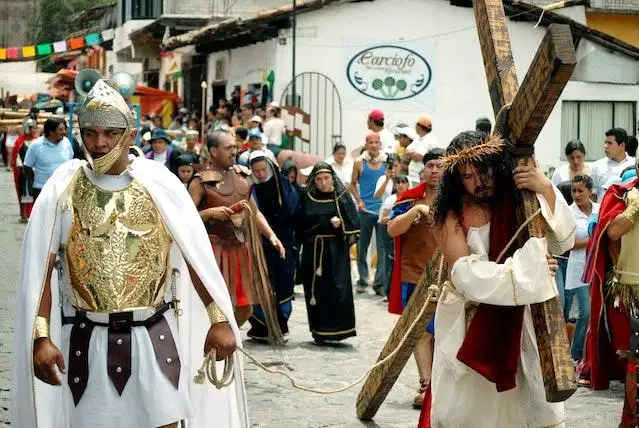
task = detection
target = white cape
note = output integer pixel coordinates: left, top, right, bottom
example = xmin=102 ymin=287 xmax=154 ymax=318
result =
xmin=11 ymin=158 xmax=249 ymax=428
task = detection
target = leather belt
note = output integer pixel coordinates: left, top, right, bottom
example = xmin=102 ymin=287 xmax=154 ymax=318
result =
xmin=62 ymin=302 xmax=181 ymax=406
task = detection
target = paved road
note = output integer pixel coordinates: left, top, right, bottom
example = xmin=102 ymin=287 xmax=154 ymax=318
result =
xmin=0 ymin=168 xmax=623 ymax=427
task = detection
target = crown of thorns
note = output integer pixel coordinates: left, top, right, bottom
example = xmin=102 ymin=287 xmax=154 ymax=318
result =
xmin=441 ymin=133 xmax=505 ymax=171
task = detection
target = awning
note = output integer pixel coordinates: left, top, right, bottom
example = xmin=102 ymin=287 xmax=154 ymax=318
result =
xmin=161 ymin=0 xmax=343 ymax=51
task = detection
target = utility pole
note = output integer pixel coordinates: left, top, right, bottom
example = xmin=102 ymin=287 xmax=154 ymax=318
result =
xmin=291 ymin=0 xmax=297 ymax=107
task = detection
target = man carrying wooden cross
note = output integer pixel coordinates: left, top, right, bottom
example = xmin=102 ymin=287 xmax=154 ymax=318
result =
xmin=421 ymin=130 xmax=575 ymax=427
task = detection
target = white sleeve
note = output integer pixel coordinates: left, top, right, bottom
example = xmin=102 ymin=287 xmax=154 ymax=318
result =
xmin=538 ymin=184 xmax=576 ymax=256
xmin=551 ymin=168 xmax=562 ymax=186
xmin=451 ymin=236 xmax=557 ymax=306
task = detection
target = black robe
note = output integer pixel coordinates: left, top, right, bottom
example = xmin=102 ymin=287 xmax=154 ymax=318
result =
xmin=299 ymin=188 xmax=359 ymax=341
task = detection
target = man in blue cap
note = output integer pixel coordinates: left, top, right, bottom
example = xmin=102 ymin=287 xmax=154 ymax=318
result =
xmin=145 ymin=128 xmax=183 ymax=174
xmin=237 ymin=128 xmax=276 ymax=167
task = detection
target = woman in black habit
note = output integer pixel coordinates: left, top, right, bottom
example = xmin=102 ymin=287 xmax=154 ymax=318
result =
xmin=299 ymin=162 xmax=360 ymax=343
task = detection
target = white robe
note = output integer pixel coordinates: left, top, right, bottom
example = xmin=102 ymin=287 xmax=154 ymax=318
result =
xmin=431 ymin=187 xmax=576 ymax=428
xmin=11 ymin=157 xmax=249 ymax=428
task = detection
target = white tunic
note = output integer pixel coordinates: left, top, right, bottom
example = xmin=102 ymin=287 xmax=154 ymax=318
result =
xmin=51 ymin=168 xmax=192 ymax=427
xmin=431 ymin=187 xmax=576 ymax=428
xmin=12 ymin=158 xmax=249 ymax=428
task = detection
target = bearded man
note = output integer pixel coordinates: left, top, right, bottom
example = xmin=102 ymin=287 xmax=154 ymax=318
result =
xmin=423 ymin=130 xmax=575 ymax=427
xmin=11 ymin=80 xmax=248 ymax=428
xmin=584 ymin=158 xmax=639 ymax=427
xmin=189 ymin=131 xmax=285 ymax=341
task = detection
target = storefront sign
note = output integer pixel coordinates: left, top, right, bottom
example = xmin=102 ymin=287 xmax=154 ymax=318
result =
xmin=346 ymin=45 xmax=432 ymax=101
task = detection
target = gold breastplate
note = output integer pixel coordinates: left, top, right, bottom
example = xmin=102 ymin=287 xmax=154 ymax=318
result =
xmin=66 ymin=169 xmax=172 ymax=312
xmin=616 ymin=225 xmax=639 ymax=286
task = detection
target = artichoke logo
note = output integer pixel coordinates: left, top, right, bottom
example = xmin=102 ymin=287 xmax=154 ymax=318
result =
xmin=347 ymin=45 xmax=432 ymax=101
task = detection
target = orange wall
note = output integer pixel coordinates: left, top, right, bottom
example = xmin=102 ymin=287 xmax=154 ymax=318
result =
xmin=586 ymin=12 xmax=639 ymax=48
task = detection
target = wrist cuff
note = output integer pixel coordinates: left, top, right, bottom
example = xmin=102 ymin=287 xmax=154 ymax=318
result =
xmin=206 ymin=302 xmax=228 ymax=324
xmin=34 ymin=316 xmax=49 ymax=340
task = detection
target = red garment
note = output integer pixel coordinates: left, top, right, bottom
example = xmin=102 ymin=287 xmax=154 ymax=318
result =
xmin=417 ymin=384 xmax=432 ymax=428
xmin=456 ymin=186 xmax=525 ymax=392
xmin=583 ymin=179 xmax=637 ymax=391
xmin=11 ymin=135 xmax=34 ymax=219
xmin=388 ymin=182 xmax=427 ymax=315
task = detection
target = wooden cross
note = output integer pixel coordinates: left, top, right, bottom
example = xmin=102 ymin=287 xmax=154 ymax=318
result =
xmin=474 ymin=0 xmax=577 ymax=402
xmin=356 ymin=0 xmax=577 ymax=419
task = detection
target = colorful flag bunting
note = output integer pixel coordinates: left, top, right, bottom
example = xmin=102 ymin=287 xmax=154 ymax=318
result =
xmin=36 ymin=44 xmax=52 ymax=55
xmin=68 ymin=37 xmax=85 ymax=50
xmin=0 ymin=28 xmax=116 ymax=61
xmin=85 ymin=33 xmax=101 ymax=46
xmin=53 ymin=41 xmax=67 ymax=53
xmin=22 ymin=45 xmax=36 ymax=58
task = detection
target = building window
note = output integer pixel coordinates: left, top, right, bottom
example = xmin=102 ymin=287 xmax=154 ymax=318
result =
xmin=122 ymin=0 xmax=162 ymax=21
xmin=561 ymin=100 xmax=637 ymax=161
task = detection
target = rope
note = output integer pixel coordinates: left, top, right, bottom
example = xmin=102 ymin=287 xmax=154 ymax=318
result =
xmin=496 ymin=208 xmax=542 ymax=264
xmin=194 ymin=349 xmax=235 ymax=389
xmin=194 ymin=284 xmax=444 ymax=395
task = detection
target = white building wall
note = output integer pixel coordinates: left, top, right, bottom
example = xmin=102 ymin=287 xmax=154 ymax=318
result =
xmin=206 ymin=39 xmax=277 ymax=107
xmin=212 ymin=0 xmax=638 ymax=167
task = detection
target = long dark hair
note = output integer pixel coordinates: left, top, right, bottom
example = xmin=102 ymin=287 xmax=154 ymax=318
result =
xmin=433 ymin=130 xmax=514 ymax=225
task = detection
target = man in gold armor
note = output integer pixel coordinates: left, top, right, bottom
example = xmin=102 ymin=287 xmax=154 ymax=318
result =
xmin=584 ymin=161 xmax=639 ymax=428
xmin=11 ymin=79 xmax=249 ymax=428
xmin=189 ymin=131 xmax=285 ymax=342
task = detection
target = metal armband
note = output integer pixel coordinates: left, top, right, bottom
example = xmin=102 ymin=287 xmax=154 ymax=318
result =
xmin=34 ymin=316 xmax=50 ymax=340
xmin=206 ymin=301 xmax=228 ymax=324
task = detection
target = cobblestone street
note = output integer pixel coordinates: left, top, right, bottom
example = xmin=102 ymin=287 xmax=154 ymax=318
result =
xmin=0 ymin=168 xmax=624 ymax=427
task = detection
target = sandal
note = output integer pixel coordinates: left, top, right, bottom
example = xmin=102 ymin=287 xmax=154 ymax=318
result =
xmin=413 ymin=379 xmax=429 ymax=409
xmin=577 ymin=378 xmax=591 ymax=387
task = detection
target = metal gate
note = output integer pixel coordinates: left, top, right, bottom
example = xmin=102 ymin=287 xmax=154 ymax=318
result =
xmin=280 ymin=72 xmax=342 ymax=158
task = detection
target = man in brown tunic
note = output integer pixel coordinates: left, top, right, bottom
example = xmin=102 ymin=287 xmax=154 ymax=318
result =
xmin=387 ymin=148 xmax=444 ymax=408
xmin=189 ymin=131 xmax=285 ymax=329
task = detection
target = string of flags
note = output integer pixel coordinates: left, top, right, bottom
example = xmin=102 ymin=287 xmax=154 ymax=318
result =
xmin=0 ymin=29 xmax=116 ymax=61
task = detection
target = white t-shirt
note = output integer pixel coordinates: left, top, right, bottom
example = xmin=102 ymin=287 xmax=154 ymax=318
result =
xmin=379 ymin=194 xmax=397 ymax=223
xmin=565 ymin=202 xmax=599 ymax=290
xmin=152 ymin=150 xmax=167 ymax=164
xmin=406 ymin=132 xmax=439 ymax=185
xmin=378 ymin=128 xmax=397 ymax=155
xmin=590 ymin=154 xmax=635 ymax=201
xmin=375 ymin=175 xmax=394 ymax=200
xmin=264 ymin=118 xmax=286 ymax=147
xmin=551 ymin=163 xmax=591 ymax=186
xmin=327 ymin=156 xmax=354 ymax=187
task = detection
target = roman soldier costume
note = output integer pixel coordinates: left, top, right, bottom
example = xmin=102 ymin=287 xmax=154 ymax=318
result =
xmin=198 ymin=163 xmax=284 ymax=344
xmin=584 ymin=177 xmax=639 ymax=427
xmin=11 ymin=80 xmax=248 ymax=428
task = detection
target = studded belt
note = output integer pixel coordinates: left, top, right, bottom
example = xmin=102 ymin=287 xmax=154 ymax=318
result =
xmin=62 ymin=302 xmax=181 ymax=406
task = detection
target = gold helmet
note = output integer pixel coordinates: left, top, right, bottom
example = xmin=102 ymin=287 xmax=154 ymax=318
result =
xmin=78 ymin=79 xmax=135 ymax=174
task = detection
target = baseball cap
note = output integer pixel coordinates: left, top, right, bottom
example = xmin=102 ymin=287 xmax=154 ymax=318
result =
xmin=417 ymin=115 xmax=432 ymax=129
xmin=369 ymin=109 xmax=384 ymax=122
xmin=249 ymin=115 xmax=263 ymax=124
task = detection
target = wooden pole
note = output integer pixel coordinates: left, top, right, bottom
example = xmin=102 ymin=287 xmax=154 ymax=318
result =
xmin=356 ymin=251 xmax=444 ymax=420
xmin=200 ymin=81 xmax=207 ymax=141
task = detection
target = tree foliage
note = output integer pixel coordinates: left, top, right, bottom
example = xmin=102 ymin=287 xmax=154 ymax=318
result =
xmin=29 ymin=0 xmax=102 ymax=45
